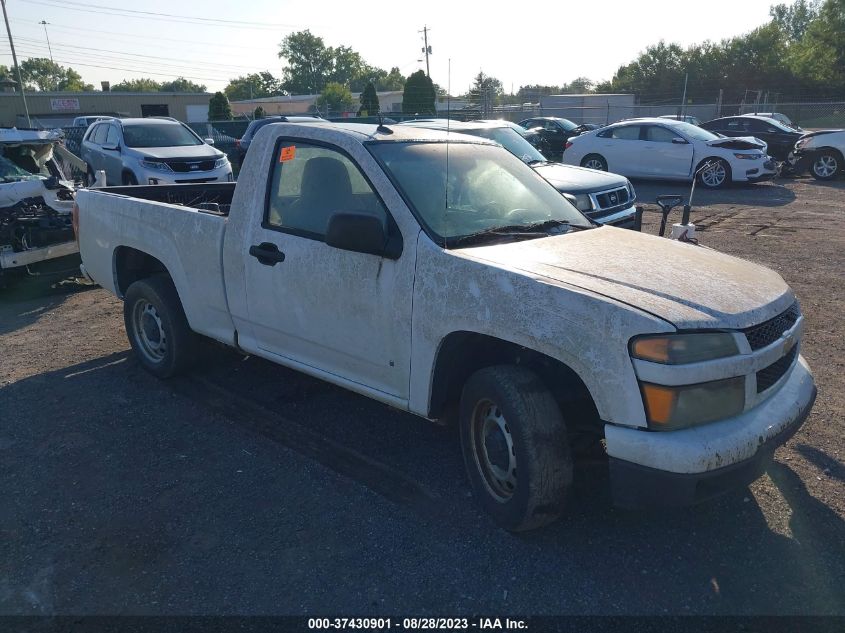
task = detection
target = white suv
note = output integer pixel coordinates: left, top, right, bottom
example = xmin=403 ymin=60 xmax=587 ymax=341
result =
xmin=81 ymin=117 xmax=233 ymax=186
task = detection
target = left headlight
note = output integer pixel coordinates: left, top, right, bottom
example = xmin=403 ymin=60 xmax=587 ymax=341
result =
xmin=214 ymin=156 xmax=229 ymax=169
xmin=640 ymin=377 xmax=745 ymax=430
xmin=733 ymin=152 xmax=761 ymax=160
xmin=631 ymin=332 xmax=739 ymax=364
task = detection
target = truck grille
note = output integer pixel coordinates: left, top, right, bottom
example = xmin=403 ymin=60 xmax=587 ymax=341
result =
xmin=743 ymin=302 xmax=800 ymax=351
xmin=594 ymin=187 xmax=630 ymax=210
xmin=164 ymin=159 xmax=216 ymax=173
xmin=756 ymin=345 xmax=798 ymax=392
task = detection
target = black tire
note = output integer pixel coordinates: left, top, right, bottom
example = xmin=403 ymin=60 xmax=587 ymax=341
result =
xmin=122 ymin=171 xmax=138 ymax=185
xmin=86 ymin=164 xmax=96 ymax=187
xmin=809 ymin=150 xmax=842 ymax=181
xmin=123 ymin=275 xmax=198 ymax=378
xmin=459 ymin=365 xmax=573 ymax=532
xmin=580 ymin=154 xmax=607 ymax=171
xmin=697 ymin=158 xmax=732 ymax=189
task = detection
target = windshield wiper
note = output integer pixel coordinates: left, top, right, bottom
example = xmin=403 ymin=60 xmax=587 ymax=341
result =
xmin=445 ymin=219 xmax=590 ymax=248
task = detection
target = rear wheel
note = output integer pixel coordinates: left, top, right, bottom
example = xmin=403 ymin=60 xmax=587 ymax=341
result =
xmin=124 ymin=275 xmax=198 ymax=378
xmin=459 ymin=365 xmax=573 ymax=532
xmin=698 ymin=158 xmax=731 ymax=189
xmin=810 ymin=150 xmax=842 ymax=180
xmin=86 ymin=164 xmax=96 ymax=187
xmin=581 ymin=154 xmax=607 ymax=171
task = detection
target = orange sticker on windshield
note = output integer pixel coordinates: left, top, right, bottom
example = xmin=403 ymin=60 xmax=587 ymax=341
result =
xmin=279 ymin=146 xmax=296 ymax=162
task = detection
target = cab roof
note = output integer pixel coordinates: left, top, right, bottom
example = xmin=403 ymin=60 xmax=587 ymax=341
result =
xmin=266 ymin=121 xmax=496 ymax=145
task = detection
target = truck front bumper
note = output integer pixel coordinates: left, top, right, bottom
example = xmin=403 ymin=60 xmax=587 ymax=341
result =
xmin=606 ymin=356 xmax=816 ymax=508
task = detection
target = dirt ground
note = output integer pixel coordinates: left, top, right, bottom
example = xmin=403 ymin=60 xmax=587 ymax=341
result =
xmin=0 ymin=174 xmax=843 ymax=618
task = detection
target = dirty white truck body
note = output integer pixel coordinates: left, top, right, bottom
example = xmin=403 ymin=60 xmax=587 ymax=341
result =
xmin=77 ymin=122 xmax=816 ymax=524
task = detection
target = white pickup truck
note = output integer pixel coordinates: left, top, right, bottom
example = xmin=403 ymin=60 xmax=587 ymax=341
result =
xmin=76 ymin=122 xmax=816 ymax=531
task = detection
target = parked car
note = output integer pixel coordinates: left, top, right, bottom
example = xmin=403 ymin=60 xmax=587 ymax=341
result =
xmin=699 ymin=115 xmax=802 ymax=161
xmin=793 ymin=129 xmax=845 ymax=180
xmin=750 ymin=112 xmax=802 ymax=131
xmin=81 ymin=117 xmax=232 ymax=186
xmin=76 ymin=122 xmax=816 ymax=531
xmin=475 ymin=119 xmax=551 ymax=155
xmin=72 ymin=115 xmax=112 ymax=128
xmin=517 ymin=116 xmax=589 ymax=160
xmin=400 ymin=119 xmax=636 ymax=227
xmin=0 ymin=128 xmax=78 ymax=286
xmin=235 ymin=115 xmax=323 ymax=164
xmin=659 ymin=114 xmax=702 ymax=126
xmin=563 ymin=118 xmax=775 ymax=189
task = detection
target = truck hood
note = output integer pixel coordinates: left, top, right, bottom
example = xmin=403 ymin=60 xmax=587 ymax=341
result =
xmin=456 ymin=226 xmax=793 ymax=329
xmin=532 ymin=163 xmax=627 ymax=194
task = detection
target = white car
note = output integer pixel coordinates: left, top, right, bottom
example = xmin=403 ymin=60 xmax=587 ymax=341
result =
xmin=793 ymin=129 xmax=844 ymax=180
xmin=562 ymin=118 xmax=777 ymax=189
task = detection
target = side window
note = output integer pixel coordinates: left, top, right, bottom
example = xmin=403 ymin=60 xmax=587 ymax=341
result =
xmin=105 ymin=125 xmax=120 ymax=146
xmin=725 ymin=119 xmax=744 ymax=132
xmin=266 ymin=141 xmax=388 ymax=239
xmin=90 ymin=124 xmax=107 ymax=144
xmin=644 ymin=126 xmax=678 ymax=143
xmin=610 ymin=125 xmax=641 ymax=140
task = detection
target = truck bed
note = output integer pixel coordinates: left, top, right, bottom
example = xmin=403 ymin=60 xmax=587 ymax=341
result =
xmin=95 ymin=182 xmax=236 ymax=215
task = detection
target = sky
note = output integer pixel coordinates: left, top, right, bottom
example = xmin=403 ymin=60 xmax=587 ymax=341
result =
xmin=0 ymin=0 xmax=788 ymax=96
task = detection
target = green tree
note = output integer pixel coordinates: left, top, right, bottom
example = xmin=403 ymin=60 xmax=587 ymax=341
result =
xmin=787 ymin=0 xmax=845 ymax=94
xmin=517 ymin=84 xmax=562 ymax=100
xmin=402 ymin=70 xmax=436 ymax=115
xmin=467 ymin=72 xmax=503 ymax=111
xmin=224 ymin=71 xmax=283 ymax=101
xmin=770 ymin=0 xmax=820 ymax=41
xmin=111 ymin=78 xmax=163 ymax=92
xmin=208 ymin=91 xmax=233 ymax=120
xmin=375 ymin=67 xmax=405 ymax=91
xmin=254 ymin=106 xmax=266 ymax=119
xmin=57 ymin=68 xmax=94 ymax=92
xmin=316 ymin=82 xmax=354 ymax=115
xmin=358 ymin=81 xmax=380 ymax=116
xmin=563 ymin=76 xmax=595 ymax=93
xmin=160 ymin=77 xmax=207 ymax=92
xmin=19 ymin=58 xmax=65 ymax=91
xmin=278 ymin=30 xmax=333 ymax=94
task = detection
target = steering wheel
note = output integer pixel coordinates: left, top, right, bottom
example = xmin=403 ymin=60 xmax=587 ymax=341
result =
xmin=504 ymin=208 xmax=534 ymax=222
xmin=479 ymin=201 xmax=505 ymax=216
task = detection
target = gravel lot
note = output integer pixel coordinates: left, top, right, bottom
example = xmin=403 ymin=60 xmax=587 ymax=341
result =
xmin=1 ymin=175 xmax=843 ymax=617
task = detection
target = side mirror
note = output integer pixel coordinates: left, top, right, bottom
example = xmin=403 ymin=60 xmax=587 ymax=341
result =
xmin=325 ymin=212 xmax=401 ymax=259
xmin=204 ymin=138 xmax=215 ymax=145
xmin=671 ymin=137 xmax=688 ymax=144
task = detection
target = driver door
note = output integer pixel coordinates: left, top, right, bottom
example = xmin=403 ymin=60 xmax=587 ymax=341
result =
xmin=240 ymin=139 xmax=415 ymax=399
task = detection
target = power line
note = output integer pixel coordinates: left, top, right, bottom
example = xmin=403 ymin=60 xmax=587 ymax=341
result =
xmin=25 ymin=0 xmax=310 ymax=31
xmin=13 ymin=36 xmax=260 ymax=72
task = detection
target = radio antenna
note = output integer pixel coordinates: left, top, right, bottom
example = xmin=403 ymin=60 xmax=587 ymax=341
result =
xmin=445 ymin=57 xmax=451 ymax=239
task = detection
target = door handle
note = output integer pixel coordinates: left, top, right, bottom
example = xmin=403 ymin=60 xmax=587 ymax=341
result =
xmin=249 ymin=242 xmax=286 ymax=266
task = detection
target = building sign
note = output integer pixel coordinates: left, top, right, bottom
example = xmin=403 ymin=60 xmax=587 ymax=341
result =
xmin=50 ymin=98 xmax=80 ymax=112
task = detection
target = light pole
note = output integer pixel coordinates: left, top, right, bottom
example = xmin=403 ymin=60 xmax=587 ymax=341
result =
xmin=1 ymin=0 xmax=30 ymax=126
xmin=39 ymin=20 xmax=54 ymax=63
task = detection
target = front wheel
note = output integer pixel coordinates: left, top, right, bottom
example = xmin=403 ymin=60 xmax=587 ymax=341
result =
xmin=810 ymin=151 xmax=842 ymax=180
xmin=124 ymin=275 xmax=198 ymax=378
xmin=459 ymin=365 xmax=573 ymax=532
xmin=697 ymin=158 xmax=731 ymax=189
xmin=581 ymin=154 xmax=608 ymax=171
xmin=122 ymin=171 xmax=139 ymax=186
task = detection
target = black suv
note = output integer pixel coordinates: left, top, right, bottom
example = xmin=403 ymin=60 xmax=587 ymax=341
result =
xmin=518 ymin=117 xmax=597 ymax=160
xmin=699 ymin=115 xmax=802 ymax=161
xmin=235 ymin=115 xmax=323 ymax=164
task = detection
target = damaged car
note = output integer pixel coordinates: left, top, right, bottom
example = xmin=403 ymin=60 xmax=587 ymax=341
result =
xmin=562 ymin=118 xmax=776 ymax=189
xmin=0 ymin=128 xmax=78 ymax=286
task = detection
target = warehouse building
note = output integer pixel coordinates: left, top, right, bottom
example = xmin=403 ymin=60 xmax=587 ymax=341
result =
xmin=0 ymin=91 xmax=214 ymax=128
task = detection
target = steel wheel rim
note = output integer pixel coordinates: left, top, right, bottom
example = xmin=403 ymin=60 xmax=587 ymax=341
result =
xmin=813 ymin=155 xmax=837 ymax=177
xmin=702 ymin=162 xmax=726 ymax=186
xmin=470 ymin=398 xmax=517 ymax=502
xmin=132 ymin=300 xmax=167 ymax=363
xmin=584 ymin=158 xmax=605 ymax=171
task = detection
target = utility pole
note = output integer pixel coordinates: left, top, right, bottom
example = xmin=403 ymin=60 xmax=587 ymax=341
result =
xmin=420 ymin=25 xmax=432 ymax=77
xmin=680 ymin=72 xmax=688 ymax=118
xmin=39 ymin=20 xmax=53 ymax=63
xmin=1 ymin=0 xmax=30 ymax=127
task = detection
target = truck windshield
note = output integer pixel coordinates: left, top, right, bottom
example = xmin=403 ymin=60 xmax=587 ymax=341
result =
xmin=466 ymin=128 xmax=546 ymax=164
xmin=122 ymin=123 xmax=203 ymax=148
xmin=368 ymin=141 xmax=590 ymax=245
